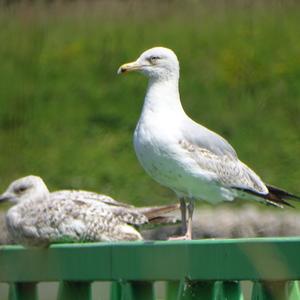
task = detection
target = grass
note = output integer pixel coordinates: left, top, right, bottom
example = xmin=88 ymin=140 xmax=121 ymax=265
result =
xmin=0 ymin=1 xmax=299 ymax=206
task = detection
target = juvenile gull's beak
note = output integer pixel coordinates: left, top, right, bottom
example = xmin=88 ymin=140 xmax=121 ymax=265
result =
xmin=0 ymin=193 xmax=12 ymax=203
xmin=117 ymin=61 xmax=140 ymax=74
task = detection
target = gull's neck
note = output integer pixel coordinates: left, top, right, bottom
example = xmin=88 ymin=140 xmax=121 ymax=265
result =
xmin=141 ymin=77 xmax=185 ymax=117
xmin=30 ymin=184 xmax=50 ymax=202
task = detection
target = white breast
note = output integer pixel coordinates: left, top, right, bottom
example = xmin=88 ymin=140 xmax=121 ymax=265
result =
xmin=134 ymin=115 xmax=228 ymax=203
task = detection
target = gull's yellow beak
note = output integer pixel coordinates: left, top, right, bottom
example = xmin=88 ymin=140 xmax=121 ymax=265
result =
xmin=117 ymin=61 xmax=140 ymax=75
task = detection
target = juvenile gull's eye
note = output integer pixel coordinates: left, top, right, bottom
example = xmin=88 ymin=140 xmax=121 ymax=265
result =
xmin=15 ymin=185 xmax=28 ymax=193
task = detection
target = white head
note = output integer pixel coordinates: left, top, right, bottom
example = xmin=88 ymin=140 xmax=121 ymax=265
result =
xmin=0 ymin=175 xmax=49 ymax=204
xmin=118 ymin=47 xmax=180 ymax=81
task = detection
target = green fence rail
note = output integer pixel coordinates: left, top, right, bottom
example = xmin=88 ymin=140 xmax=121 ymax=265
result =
xmin=1 ymin=237 xmax=300 ymax=299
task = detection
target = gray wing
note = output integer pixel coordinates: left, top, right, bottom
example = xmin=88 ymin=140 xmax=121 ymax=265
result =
xmin=183 ymin=117 xmax=238 ymax=157
xmin=51 ymin=190 xmax=133 ymax=208
xmin=181 ymin=119 xmax=268 ymax=194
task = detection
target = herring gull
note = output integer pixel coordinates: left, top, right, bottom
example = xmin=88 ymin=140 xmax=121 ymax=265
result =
xmin=117 ymin=46 xmax=300 ymax=240
xmin=0 ymin=175 xmax=178 ymax=246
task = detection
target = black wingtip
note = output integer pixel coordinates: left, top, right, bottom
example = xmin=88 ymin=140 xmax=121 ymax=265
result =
xmin=266 ymin=184 xmax=300 ymax=201
xmin=233 ymin=185 xmax=299 ymax=208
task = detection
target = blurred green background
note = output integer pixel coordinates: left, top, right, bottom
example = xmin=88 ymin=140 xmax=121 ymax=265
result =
xmin=0 ymin=0 xmax=299 ymax=207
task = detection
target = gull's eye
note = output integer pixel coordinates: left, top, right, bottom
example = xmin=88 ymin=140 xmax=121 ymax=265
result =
xmin=15 ymin=185 xmax=28 ymax=194
xmin=149 ymin=56 xmax=161 ymax=63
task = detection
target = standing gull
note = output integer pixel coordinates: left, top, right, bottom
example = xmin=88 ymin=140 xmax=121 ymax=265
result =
xmin=0 ymin=175 xmax=178 ymax=246
xmin=118 ymin=46 xmax=300 ymax=240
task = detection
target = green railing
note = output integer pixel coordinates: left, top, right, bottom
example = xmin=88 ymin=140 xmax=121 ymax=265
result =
xmin=1 ymin=237 xmax=300 ymax=299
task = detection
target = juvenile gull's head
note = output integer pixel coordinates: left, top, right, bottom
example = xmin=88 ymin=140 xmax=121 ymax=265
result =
xmin=118 ymin=47 xmax=180 ymax=81
xmin=0 ymin=175 xmax=49 ymax=204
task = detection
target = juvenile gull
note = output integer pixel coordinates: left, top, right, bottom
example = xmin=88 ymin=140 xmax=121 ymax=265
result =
xmin=118 ymin=46 xmax=300 ymax=240
xmin=0 ymin=175 xmax=178 ymax=246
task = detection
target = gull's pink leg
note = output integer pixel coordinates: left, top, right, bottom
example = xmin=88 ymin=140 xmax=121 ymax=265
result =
xmin=186 ymin=200 xmax=194 ymax=239
xmin=180 ymin=198 xmax=187 ymax=234
xmin=169 ymin=199 xmax=194 ymax=240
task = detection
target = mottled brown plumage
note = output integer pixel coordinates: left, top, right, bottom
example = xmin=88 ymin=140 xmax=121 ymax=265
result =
xmin=0 ymin=176 xmax=178 ymax=247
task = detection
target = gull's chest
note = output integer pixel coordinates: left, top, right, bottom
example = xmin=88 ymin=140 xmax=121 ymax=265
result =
xmin=133 ymin=114 xmax=184 ymax=187
xmin=134 ymin=112 xmax=178 ymax=158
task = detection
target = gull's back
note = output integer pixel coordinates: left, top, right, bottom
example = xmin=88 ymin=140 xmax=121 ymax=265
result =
xmin=52 ymin=190 xmax=133 ymax=208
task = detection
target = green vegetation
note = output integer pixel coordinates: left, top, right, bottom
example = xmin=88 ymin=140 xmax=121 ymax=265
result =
xmin=0 ymin=1 xmax=299 ymax=206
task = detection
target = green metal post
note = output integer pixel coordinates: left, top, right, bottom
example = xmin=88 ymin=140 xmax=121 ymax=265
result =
xmin=121 ymin=281 xmax=154 ymax=300
xmin=177 ymin=280 xmax=214 ymax=300
xmin=57 ymin=281 xmax=91 ymax=300
xmin=287 ymin=281 xmax=300 ymax=300
xmin=110 ymin=282 xmax=122 ymax=300
xmin=214 ymin=281 xmax=244 ymax=300
xmin=166 ymin=281 xmax=180 ymax=300
xmin=9 ymin=282 xmax=37 ymax=300
xmin=251 ymin=281 xmax=299 ymax=300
